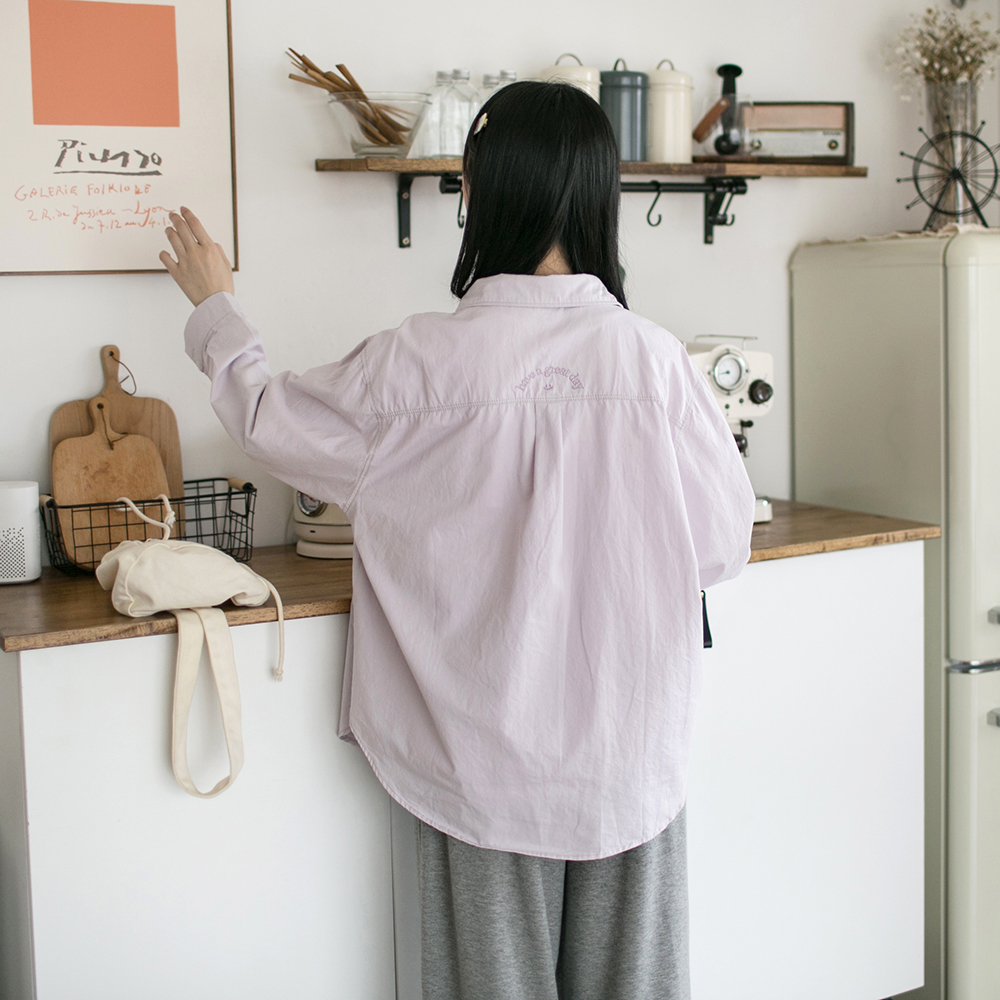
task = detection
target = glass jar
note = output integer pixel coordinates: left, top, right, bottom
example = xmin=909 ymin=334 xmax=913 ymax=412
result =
xmin=479 ymin=73 xmax=499 ymax=107
xmin=440 ymin=69 xmax=479 ymax=157
xmin=410 ymin=71 xmax=451 ymax=158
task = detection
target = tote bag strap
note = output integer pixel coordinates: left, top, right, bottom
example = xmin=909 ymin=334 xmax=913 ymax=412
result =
xmin=170 ymin=608 xmax=245 ymax=798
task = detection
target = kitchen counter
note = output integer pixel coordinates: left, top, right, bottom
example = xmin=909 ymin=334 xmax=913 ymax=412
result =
xmin=0 ymin=499 xmax=939 ymax=653
xmin=747 ymin=499 xmax=939 ymax=561
xmin=1 ymin=497 xmax=939 ymax=1000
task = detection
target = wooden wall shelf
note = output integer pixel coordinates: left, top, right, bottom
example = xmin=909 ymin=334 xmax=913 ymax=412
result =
xmin=316 ymin=158 xmax=867 ymax=178
xmin=314 ymin=158 xmax=869 ymax=246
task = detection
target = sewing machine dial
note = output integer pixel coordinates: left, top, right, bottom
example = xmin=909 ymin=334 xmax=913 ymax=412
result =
xmin=711 ymin=351 xmax=748 ymax=394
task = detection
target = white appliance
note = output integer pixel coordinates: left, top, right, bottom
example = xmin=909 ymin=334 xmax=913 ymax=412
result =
xmin=0 ymin=481 xmax=41 ymax=584
xmin=686 ymin=337 xmax=775 ymax=521
xmin=791 ymin=229 xmax=1000 ymax=1000
xmin=293 ymin=492 xmax=353 ymax=559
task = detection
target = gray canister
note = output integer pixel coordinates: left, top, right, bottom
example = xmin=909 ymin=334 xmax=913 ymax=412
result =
xmin=600 ymin=59 xmax=648 ymax=161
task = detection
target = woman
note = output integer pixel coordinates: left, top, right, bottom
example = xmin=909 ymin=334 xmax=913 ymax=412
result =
xmin=162 ymin=81 xmax=753 ymax=1000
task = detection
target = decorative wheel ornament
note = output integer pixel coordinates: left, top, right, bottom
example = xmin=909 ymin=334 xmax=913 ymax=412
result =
xmin=897 ymin=122 xmax=1000 ymax=229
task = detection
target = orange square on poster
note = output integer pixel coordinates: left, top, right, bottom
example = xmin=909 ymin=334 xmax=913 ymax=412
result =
xmin=29 ymin=0 xmax=180 ymax=127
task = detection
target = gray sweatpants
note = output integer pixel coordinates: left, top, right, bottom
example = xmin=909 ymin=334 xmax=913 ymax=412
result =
xmin=416 ymin=809 xmax=689 ymax=1000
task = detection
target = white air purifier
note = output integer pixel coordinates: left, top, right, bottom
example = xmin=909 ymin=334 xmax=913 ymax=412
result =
xmin=0 ymin=481 xmax=42 ymax=584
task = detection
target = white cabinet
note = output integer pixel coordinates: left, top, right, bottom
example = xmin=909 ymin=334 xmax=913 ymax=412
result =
xmin=688 ymin=542 xmax=924 ymax=1000
xmin=0 ymin=616 xmax=395 ymax=1000
xmin=389 ymin=542 xmax=926 ymax=1000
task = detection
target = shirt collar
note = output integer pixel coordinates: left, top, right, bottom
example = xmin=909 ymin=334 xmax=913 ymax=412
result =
xmin=456 ymin=273 xmax=622 ymax=310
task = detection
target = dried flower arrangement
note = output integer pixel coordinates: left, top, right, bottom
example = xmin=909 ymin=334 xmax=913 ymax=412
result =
xmin=887 ymin=6 xmax=1000 ymax=95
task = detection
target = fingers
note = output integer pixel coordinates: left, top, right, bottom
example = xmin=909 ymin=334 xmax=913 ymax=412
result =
xmin=181 ymin=206 xmax=214 ymax=246
xmin=168 ymin=210 xmax=198 ymax=250
xmin=162 ymin=206 xmax=233 ymax=304
xmin=164 ymin=226 xmax=185 ymax=256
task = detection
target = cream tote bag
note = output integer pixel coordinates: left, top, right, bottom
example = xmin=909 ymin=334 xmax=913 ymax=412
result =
xmin=97 ymin=496 xmax=284 ymax=798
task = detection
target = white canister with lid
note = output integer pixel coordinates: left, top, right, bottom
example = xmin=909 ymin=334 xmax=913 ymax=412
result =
xmin=538 ymin=53 xmax=600 ymax=102
xmin=647 ymin=60 xmax=693 ymax=163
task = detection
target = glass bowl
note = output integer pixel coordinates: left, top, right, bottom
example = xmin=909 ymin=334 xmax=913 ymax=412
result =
xmin=327 ymin=91 xmax=431 ymax=158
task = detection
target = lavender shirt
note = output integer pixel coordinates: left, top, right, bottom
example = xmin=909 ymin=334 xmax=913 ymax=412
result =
xmin=185 ymin=274 xmax=754 ymax=860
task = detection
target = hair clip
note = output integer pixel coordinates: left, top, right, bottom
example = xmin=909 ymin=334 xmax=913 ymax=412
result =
xmin=474 ymin=112 xmax=488 ymax=135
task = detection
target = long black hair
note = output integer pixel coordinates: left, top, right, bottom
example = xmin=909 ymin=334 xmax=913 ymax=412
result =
xmin=450 ymin=81 xmax=627 ymax=308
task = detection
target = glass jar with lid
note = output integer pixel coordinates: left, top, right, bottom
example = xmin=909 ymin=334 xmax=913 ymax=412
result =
xmin=440 ymin=69 xmax=479 ymax=157
xmin=411 ymin=70 xmax=451 ymax=158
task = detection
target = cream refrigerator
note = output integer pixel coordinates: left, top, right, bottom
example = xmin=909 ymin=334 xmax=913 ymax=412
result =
xmin=791 ymin=229 xmax=1000 ymax=1000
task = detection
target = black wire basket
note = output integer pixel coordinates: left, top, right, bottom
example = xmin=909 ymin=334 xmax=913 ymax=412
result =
xmin=40 ymin=478 xmax=256 ymax=576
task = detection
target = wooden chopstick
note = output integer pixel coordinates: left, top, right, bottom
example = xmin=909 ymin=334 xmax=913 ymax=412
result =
xmin=335 ymin=63 xmax=406 ymax=144
xmin=286 ymin=51 xmax=412 ymax=146
xmin=289 ymin=72 xmax=332 ymax=91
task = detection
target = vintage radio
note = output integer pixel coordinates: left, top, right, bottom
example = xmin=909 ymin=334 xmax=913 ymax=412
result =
xmin=744 ymin=102 xmax=854 ymax=164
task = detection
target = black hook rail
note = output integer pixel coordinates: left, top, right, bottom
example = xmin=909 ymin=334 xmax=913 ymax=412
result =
xmin=619 ymin=178 xmax=749 ymax=243
xmin=396 ymin=172 xmax=753 ymax=248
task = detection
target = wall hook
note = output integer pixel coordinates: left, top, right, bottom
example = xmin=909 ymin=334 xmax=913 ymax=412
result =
xmin=400 ymin=172 xmax=751 ymax=247
xmin=719 ymin=190 xmax=737 ymax=224
xmin=646 ymin=184 xmax=664 ymax=227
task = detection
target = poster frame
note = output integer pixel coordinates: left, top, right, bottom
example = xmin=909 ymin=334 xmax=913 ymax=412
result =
xmin=1 ymin=0 xmax=238 ymax=276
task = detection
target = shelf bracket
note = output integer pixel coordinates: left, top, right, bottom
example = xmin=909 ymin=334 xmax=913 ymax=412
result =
xmin=397 ymin=174 xmax=415 ymax=248
xmin=397 ymin=173 xmax=462 ymax=248
xmin=703 ymin=179 xmax=747 ymax=243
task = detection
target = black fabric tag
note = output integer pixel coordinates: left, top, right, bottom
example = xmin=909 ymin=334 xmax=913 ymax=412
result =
xmin=702 ymin=591 xmax=713 ymax=649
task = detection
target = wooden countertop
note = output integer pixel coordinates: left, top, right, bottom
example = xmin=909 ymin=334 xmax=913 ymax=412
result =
xmin=748 ymin=499 xmax=939 ymax=563
xmin=0 ymin=500 xmax=938 ymax=653
xmin=0 ymin=549 xmax=351 ymax=653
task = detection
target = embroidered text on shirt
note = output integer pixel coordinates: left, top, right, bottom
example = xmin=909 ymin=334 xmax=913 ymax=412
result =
xmin=514 ymin=366 xmax=584 ymax=394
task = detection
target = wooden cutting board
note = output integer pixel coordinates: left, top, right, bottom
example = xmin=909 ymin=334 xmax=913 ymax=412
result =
xmin=49 ymin=345 xmax=183 ymax=498
xmin=51 ymin=397 xmax=171 ymax=568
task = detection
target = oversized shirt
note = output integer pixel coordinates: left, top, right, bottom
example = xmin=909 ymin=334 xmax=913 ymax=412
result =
xmin=185 ymin=273 xmax=754 ymax=860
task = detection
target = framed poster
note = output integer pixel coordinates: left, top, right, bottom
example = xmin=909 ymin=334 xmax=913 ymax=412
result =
xmin=0 ymin=0 xmax=237 ymax=274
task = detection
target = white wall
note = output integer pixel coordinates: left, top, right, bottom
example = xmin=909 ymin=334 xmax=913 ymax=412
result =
xmin=3 ymin=0 xmax=998 ymax=547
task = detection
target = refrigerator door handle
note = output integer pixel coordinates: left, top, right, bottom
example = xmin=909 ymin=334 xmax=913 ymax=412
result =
xmin=988 ymin=607 xmax=1000 ymax=624
xmin=988 ymin=709 xmax=1000 ymax=727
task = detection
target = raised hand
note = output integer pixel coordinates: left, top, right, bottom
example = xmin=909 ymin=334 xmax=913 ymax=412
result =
xmin=160 ymin=206 xmax=234 ymax=307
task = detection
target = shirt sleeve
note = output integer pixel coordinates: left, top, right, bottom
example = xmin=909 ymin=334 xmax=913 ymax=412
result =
xmin=184 ymin=291 xmax=379 ymax=508
xmin=673 ymin=360 xmax=755 ymax=589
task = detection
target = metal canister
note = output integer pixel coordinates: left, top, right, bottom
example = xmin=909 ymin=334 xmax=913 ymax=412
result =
xmin=538 ymin=53 xmax=601 ymax=102
xmin=600 ymin=59 xmax=648 ymax=162
xmin=647 ymin=60 xmax=693 ymax=163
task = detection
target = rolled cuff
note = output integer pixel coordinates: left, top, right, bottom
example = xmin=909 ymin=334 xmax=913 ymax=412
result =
xmin=184 ymin=291 xmax=241 ymax=372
